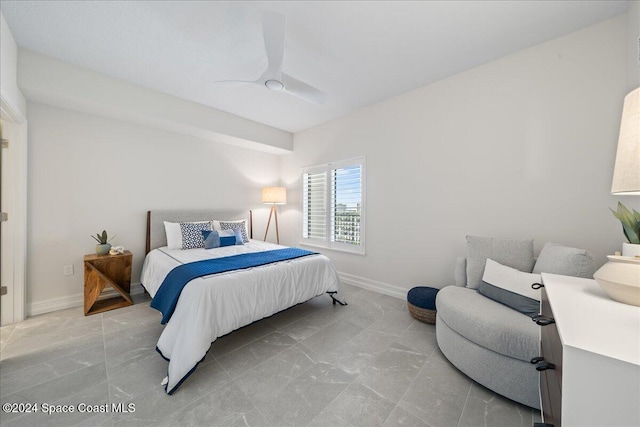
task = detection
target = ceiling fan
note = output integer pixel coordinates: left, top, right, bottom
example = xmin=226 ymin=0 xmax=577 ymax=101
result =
xmin=217 ymin=11 xmax=327 ymax=105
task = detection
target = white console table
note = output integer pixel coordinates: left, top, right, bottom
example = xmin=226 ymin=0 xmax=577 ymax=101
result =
xmin=539 ymin=273 xmax=640 ymax=427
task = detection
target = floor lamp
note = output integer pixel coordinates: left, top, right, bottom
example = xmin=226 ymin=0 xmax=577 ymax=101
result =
xmin=262 ymin=186 xmax=286 ymax=244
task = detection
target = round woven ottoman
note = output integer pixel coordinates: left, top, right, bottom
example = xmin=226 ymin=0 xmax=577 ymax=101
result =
xmin=407 ymin=286 xmax=439 ymax=324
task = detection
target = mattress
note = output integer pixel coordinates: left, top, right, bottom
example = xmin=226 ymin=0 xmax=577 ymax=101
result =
xmin=140 ymin=240 xmax=345 ymax=394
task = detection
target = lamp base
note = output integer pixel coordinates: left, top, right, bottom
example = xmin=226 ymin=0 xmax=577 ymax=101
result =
xmin=594 ymin=256 xmax=640 ymax=307
xmin=263 ymin=205 xmax=280 ymax=244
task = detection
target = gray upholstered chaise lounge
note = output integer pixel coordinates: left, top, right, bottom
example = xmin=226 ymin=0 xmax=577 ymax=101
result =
xmin=435 ymin=237 xmax=596 ymax=409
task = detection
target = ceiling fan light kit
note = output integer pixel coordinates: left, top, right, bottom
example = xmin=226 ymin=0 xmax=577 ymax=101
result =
xmin=265 ymin=79 xmax=284 ymax=91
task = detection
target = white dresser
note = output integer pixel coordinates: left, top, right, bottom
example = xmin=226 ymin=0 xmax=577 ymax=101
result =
xmin=538 ymin=273 xmax=640 ymax=427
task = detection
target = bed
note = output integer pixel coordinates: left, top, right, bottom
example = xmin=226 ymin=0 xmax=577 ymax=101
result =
xmin=140 ymin=209 xmax=346 ymax=394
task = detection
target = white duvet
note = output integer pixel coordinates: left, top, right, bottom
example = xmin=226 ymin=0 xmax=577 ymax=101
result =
xmin=140 ymin=240 xmax=345 ymax=394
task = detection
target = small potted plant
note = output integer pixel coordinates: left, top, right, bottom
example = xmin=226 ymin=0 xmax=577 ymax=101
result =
xmin=610 ymin=202 xmax=640 ymax=257
xmin=92 ymin=230 xmax=116 ymax=255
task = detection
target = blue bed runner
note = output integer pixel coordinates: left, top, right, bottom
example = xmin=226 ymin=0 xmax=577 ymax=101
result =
xmin=151 ymin=248 xmax=317 ymax=324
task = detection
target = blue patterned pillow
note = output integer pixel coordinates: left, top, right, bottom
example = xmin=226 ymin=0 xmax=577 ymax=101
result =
xmin=202 ymin=229 xmax=243 ymax=249
xmin=179 ymin=221 xmax=212 ymax=249
xmin=219 ymin=220 xmax=249 ymax=243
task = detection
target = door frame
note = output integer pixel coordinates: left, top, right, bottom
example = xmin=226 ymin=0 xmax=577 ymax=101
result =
xmin=1 ymin=95 xmax=27 ymax=324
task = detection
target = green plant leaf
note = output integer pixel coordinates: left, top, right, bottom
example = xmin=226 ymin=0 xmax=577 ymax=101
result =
xmin=622 ymin=225 xmax=639 ymax=244
xmin=611 ymin=202 xmax=640 ymax=244
xmin=92 ymin=230 xmax=110 ymax=244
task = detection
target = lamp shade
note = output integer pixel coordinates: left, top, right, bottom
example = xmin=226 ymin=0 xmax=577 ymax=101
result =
xmin=262 ymin=186 xmax=287 ymax=204
xmin=611 ymin=87 xmax=640 ymax=195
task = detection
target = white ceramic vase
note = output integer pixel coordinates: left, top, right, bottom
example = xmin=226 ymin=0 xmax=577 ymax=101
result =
xmin=622 ymin=242 xmax=640 ymax=257
xmin=594 ymin=256 xmax=640 ymax=307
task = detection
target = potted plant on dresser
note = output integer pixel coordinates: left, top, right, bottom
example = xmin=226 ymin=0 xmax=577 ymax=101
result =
xmin=611 ymin=202 xmax=640 ymax=257
xmin=92 ymin=230 xmax=115 ymax=255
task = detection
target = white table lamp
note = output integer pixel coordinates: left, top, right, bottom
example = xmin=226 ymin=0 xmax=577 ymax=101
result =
xmin=595 ymin=87 xmax=640 ymax=306
xmin=611 ymin=87 xmax=640 ymax=195
xmin=262 ymin=186 xmax=286 ymax=244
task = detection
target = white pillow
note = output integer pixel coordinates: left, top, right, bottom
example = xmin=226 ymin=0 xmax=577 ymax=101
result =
xmin=164 ymin=221 xmax=182 ymax=249
xmin=478 ymin=258 xmax=542 ymax=317
xmin=482 ymin=258 xmax=541 ymax=301
xmin=164 ymin=221 xmax=212 ymax=250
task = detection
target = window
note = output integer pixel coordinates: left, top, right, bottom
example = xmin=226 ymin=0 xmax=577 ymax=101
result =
xmin=302 ymin=157 xmax=365 ymax=254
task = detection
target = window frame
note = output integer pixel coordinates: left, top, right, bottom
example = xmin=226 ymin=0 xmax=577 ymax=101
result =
xmin=301 ymin=157 xmax=366 ymax=255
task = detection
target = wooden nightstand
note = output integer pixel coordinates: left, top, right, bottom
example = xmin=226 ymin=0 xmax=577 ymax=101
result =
xmin=84 ymin=250 xmax=133 ymax=315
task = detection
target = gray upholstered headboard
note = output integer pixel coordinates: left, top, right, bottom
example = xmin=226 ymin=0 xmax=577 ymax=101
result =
xmin=146 ymin=210 xmax=253 ymax=254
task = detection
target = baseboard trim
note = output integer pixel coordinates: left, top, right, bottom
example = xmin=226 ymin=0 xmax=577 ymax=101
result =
xmin=28 ymin=283 xmax=146 ymax=317
xmin=28 ymin=274 xmax=408 ymax=316
xmin=338 ymin=272 xmax=408 ymax=300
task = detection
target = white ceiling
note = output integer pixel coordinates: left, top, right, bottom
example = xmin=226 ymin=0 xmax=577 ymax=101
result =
xmin=1 ymin=1 xmax=629 ymax=133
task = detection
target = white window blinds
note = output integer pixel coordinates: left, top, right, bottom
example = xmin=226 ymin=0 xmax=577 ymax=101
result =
xmin=302 ymin=169 xmax=327 ymax=241
xmin=302 ymin=158 xmax=365 ymax=254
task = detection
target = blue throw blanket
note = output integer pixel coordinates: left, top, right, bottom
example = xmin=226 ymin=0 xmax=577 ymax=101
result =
xmin=151 ymin=248 xmax=317 ymax=324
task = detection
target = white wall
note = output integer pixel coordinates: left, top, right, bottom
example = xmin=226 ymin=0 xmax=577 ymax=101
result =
xmin=27 ymin=102 xmax=281 ymax=313
xmin=281 ymin=16 xmax=628 ymax=295
xmin=0 ymin=12 xmax=26 ymax=116
xmin=628 ymin=1 xmax=640 ymax=90
xmin=18 ymin=50 xmax=292 ymax=154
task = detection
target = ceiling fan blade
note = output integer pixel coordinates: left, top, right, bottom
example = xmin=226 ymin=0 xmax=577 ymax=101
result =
xmin=261 ymin=11 xmax=286 ymax=77
xmin=215 ymin=12 xmax=325 ymax=106
xmin=281 ymin=73 xmax=327 ymax=105
xmin=213 ymin=79 xmax=256 ymax=87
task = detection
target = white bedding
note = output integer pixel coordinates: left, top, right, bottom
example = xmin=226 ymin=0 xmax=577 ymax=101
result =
xmin=140 ymin=240 xmax=345 ymax=394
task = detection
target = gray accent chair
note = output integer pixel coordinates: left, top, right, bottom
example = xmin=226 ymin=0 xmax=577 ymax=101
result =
xmin=435 ymin=239 xmax=596 ymax=409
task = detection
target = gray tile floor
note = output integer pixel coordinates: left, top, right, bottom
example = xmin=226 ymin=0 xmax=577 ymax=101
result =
xmin=0 ymin=284 xmax=540 ymax=427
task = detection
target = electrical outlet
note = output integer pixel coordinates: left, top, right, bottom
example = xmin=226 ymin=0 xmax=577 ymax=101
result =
xmin=63 ymin=264 xmax=74 ymax=276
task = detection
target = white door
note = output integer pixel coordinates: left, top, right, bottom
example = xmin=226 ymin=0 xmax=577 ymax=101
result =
xmin=0 ymin=117 xmax=14 ymax=325
xmin=0 ymin=106 xmax=26 ymax=326
xmin=0 ymin=97 xmax=26 ymax=326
